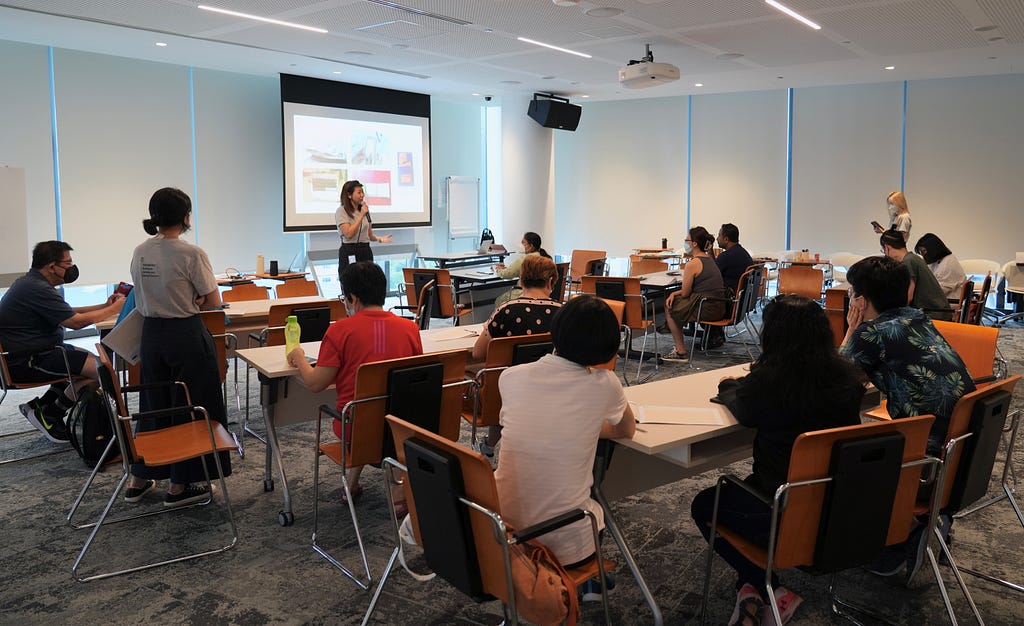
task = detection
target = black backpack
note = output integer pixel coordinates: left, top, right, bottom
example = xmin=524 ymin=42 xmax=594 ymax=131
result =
xmin=68 ymin=387 xmax=119 ymax=468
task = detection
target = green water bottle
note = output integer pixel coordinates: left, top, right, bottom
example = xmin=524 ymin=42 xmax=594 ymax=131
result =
xmin=284 ymin=315 xmax=301 ymax=359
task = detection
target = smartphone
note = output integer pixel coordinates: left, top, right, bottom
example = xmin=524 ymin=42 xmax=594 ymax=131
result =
xmin=870 ymin=220 xmax=882 ymax=230
xmin=114 ymin=281 xmax=133 ymax=296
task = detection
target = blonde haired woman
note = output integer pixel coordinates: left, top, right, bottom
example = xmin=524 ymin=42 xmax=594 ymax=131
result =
xmin=874 ymin=190 xmax=912 ymax=242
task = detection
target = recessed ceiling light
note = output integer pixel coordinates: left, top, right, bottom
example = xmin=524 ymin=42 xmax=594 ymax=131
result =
xmin=581 ymin=95 xmax=589 ymax=98
xmin=716 ymin=52 xmax=743 ymax=61
xmin=694 ymin=82 xmax=704 ymax=87
xmin=988 ymin=56 xmax=998 ymax=60
xmin=472 ymin=93 xmax=480 ymax=96
xmin=988 ymin=36 xmax=1004 ymax=42
xmin=333 ymin=71 xmax=342 ymax=75
xmin=155 ymin=42 xmax=168 ymax=47
xmin=391 ymin=43 xmax=409 ymax=49
xmin=198 ymin=5 xmax=328 ymax=33
xmin=541 ymin=75 xmax=556 ymax=80
xmin=499 ymin=80 xmax=521 ymax=85
xmin=517 ymin=37 xmax=592 ymax=58
xmin=764 ymin=0 xmax=821 ymax=30
xmin=586 ymin=7 xmax=623 ymax=17
xmin=777 ymin=76 xmax=784 ymax=79
xmin=974 ymin=25 xmax=997 ymax=32
xmin=840 ymin=40 xmax=851 ymax=44
xmin=884 ymin=65 xmax=895 ymax=70
xmin=484 ymin=28 xmax=493 ymax=33
xmin=552 ymin=0 xmax=580 ymax=6
xmin=569 ymin=81 xmax=580 ymax=85
xmin=345 ymin=50 xmax=372 ymax=57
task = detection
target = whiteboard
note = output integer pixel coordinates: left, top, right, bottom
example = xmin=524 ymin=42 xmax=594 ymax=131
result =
xmin=446 ymin=176 xmax=480 ymax=239
xmin=0 ymin=167 xmax=29 ymax=275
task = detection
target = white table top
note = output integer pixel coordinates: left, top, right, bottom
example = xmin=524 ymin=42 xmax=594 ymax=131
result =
xmin=634 ymin=270 xmax=682 ymax=288
xmin=618 ymin=362 xmax=750 ymax=456
xmin=224 ymin=295 xmax=332 ymax=319
xmin=236 ymin=322 xmax=484 ymax=378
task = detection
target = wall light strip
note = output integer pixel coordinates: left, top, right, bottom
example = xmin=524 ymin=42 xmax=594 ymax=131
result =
xmin=516 ymin=37 xmax=591 ymax=59
xmin=765 ymin=0 xmax=821 ymax=30
xmin=198 ymin=5 xmax=328 ymax=33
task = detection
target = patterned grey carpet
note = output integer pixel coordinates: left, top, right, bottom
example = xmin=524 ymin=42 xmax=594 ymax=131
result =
xmin=2 ymin=320 xmax=1023 ymax=625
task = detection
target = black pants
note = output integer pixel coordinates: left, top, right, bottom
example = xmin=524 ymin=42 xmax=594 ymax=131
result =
xmin=131 ymin=316 xmax=231 ymax=484
xmin=691 ymin=478 xmax=778 ymax=594
xmin=338 ymin=242 xmax=373 ymax=278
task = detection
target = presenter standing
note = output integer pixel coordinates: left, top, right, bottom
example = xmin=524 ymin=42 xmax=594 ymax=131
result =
xmin=336 ymin=180 xmax=392 ymax=279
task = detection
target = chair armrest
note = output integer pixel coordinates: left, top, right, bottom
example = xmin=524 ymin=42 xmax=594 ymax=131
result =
xmin=717 ymin=474 xmax=772 ymax=507
xmin=131 ymin=404 xmax=205 ymax=422
xmin=319 ymin=404 xmax=343 ymax=422
xmin=512 ymin=508 xmax=587 ymax=544
xmin=123 ymin=381 xmax=187 ymax=394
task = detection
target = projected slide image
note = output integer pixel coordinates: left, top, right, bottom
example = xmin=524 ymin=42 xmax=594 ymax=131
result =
xmin=302 ymin=168 xmax=347 ymax=203
xmin=283 ymin=92 xmax=430 ymax=230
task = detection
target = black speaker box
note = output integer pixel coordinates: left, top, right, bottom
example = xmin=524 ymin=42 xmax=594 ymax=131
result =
xmin=527 ymin=99 xmax=581 ymax=131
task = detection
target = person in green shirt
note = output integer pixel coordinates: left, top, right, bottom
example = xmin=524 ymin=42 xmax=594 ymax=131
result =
xmin=880 ymin=229 xmax=951 ymax=320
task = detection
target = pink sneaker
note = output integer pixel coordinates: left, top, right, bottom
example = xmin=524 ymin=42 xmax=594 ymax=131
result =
xmin=729 ymin=584 xmax=765 ymax=626
xmin=761 ymin=586 xmax=803 ymax=626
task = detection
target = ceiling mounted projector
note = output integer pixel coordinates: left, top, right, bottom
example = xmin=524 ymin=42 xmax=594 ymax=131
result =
xmin=619 ymin=43 xmax=680 ymax=89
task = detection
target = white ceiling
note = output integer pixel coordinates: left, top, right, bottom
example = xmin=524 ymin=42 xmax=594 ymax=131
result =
xmin=1 ymin=0 xmax=1022 ymax=103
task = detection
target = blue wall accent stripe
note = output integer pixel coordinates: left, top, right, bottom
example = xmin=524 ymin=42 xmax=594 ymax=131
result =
xmin=784 ymin=88 xmax=793 ymax=249
xmin=48 ymin=47 xmax=63 ymax=240
xmin=189 ymin=67 xmax=199 ymax=240
xmin=685 ymin=94 xmax=692 ymax=231
xmin=900 ymin=80 xmax=907 ymax=190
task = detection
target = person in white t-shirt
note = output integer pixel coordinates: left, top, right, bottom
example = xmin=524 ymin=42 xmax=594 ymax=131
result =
xmin=494 ymin=295 xmax=636 ymax=576
xmin=874 ymin=190 xmax=912 ymax=242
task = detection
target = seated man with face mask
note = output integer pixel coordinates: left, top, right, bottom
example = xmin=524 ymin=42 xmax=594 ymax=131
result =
xmin=0 ymin=241 xmax=125 ymax=442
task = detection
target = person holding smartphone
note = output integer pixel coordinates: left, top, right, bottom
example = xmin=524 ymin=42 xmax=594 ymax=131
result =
xmin=872 ymin=190 xmax=912 ymax=242
xmin=335 ymin=180 xmax=392 ymax=279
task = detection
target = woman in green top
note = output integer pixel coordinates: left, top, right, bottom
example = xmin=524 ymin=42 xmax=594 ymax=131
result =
xmin=493 ymin=232 xmax=551 ymax=305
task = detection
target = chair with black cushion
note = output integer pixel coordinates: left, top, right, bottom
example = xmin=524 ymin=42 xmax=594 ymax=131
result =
xmin=550 ymin=261 xmax=570 ymax=302
xmin=310 ymin=350 xmax=472 ymax=589
xmin=461 ymin=333 xmax=553 ymax=449
xmin=967 ymin=272 xmax=992 ymax=325
xmin=67 ymin=346 xmax=237 ymax=582
xmin=362 ymin=415 xmax=616 ymax=625
xmin=566 ymin=249 xmax=607 ymax=299
xmin=700 ymin=415 xmax=946 ymax=625
xmin=397 ymin=267 xmax=472 ymax=327
xmin=926 ymin=376 xmax=1021 ymax=598
xmin=580 ymin=275 xmax=659 ymax=384
xmin=694 ymin=265 xmax=763 ymax=362
xmin=0 ymin=340 xmax=83 ymax=465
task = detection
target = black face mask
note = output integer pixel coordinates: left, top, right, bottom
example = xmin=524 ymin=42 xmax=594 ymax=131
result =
xmin=60 ymin=264 xmax=80 ymax=284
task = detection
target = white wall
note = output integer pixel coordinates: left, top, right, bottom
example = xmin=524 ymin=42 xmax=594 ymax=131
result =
xmin=791 ymin=82 xmax=903 ymax=257
xmin=554 ymin=98 xmax=687 ymax=258
xmin=500 ymin=94 xmax=555 ymax=254
xmin=0 ymin=40 xmax=56 ymax=272
xmin=425 ymin=99 xmax=484 ymax=254
xmin=904 ymin=74 xmax=1024 ymax=263
xmin=690 ymin=90 xmax=789 ymax=256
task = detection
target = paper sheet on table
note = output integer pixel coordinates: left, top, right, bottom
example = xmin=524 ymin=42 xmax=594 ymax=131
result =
xmin=100 ymin=309 xmax=143 ymax=365
xmin=630 ymin=402 xmax=731 ymax=426
xmin=431 ymin=327 xmax=480 ymax=341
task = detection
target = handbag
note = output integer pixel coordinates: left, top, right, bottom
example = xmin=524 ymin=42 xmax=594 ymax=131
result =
xmin=509 ymin=539 xmax=579 ymax=626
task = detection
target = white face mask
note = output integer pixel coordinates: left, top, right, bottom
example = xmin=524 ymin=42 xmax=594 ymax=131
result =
xmin=887 ymin=203 xmax=898 ymax=216
xmin=518 ymin=245 xmax=526 ymax=253
xmin=683 ymin=241 xmax=693 ymax=254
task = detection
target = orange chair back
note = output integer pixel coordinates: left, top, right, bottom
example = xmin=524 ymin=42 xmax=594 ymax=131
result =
xmin=263 ymin=300 xmax=347 ymax=346
xmin=579 ymin=276 xmax=649 ymax=332
xmin=275 ymin=279 xmax=319 ymax=298
xmin=200 ymin=310 xmax=229 ymax=384
xmin=629 ymin=257 xmax=668 ymax=276
xmin=221 ymin=283 xmax=269 ymax=302
xmin=932 ymin=320 xmax=999 ymax=382
xmin=777 ymin=265 xmax=824 ymax=300
xmin=468 ymin=334 xmax=553 ymax=429
xmin=773 ymin=414 xmax=935 ymax=569
xmin=402 ymin=267 xmax=467 ymax=319
xmin=345 ymin=350 xmax=469 ymax=468
xmin=568 ymin=249 xmax=607 ymax=284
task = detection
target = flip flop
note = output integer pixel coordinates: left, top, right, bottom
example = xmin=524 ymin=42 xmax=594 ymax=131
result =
xmin=340 ymin=483 xmax=363 ymax=505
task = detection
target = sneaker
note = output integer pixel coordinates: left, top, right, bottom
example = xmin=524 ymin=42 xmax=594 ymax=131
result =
xmin=478 ymin=440 xmax=495 ymax=458
xmin=661 ymin=349 xmax=688 ymax=362
xmin=124 ymin=479 xmax=157 ymax=503
xmin=729 ymin=584 xmax=765 ymax=626
xmin=865 ymin=546 xmax=905 ymax=577
xmin=580 ymin=572 xmax=615 ymax=603
xmin=20 ymin=399 xmax=70 ymax=443
xmin=761 ymin=586 xmax=802 ymax=626
xmin=904 ymin=523 xmax=929 ymax=587
xmin=163 ymin=484 xmax=210 ymax=508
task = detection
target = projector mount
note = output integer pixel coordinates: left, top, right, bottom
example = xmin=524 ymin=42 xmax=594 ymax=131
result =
xmin=627 ymin=43 xmax=656 ymax=66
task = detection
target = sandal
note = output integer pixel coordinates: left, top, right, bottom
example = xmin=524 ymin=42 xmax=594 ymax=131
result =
xmin=340 ymin=483 xmax=363 ymax=505
xmin=392 ymin=500 xmax=409 ymax=520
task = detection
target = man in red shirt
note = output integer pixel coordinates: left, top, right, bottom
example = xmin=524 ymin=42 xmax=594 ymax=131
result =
xmin=289 ymin=261 xmax=421 ymax=515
